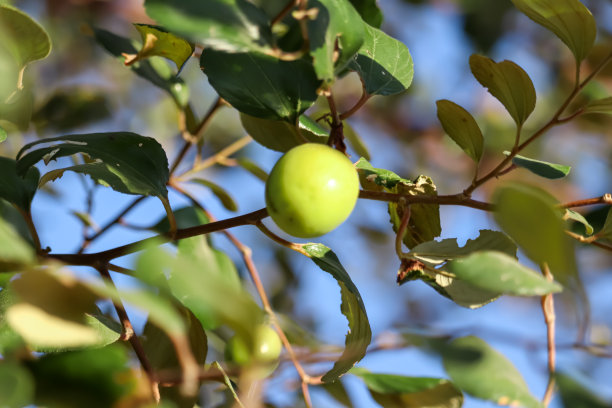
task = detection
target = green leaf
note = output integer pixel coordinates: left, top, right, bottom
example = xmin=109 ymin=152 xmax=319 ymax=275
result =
xmin=583 ymin=97 xmax=612 ymax=115
xmin=493 ymin=182 xmax=577 ymax=284
xmin=202 ymin=51 xmax=320 ymax=122
xmin=189 ymin=178 xmax=238 ymax=212
xmin=142 ymin=305 xmax=207 ymax=408
xmin=442 ymin=336 xmax=542 ymax=408
xmin=28 ymin=345 xmax=136 ymax=408
xmin=0 ymin=217 xmax=35 ymax=271
xmin=153 ymin=205 xmax=210 ymax=235
xmin=350 ymin=368 xmax=463 ymax=408
xmin=469 ymin=55 xmax=536 ymax=126
xmin=0 ymin=126 xmax=6 ymax=142
xmin=446 ymin=251 xmax=562 ymax=296
xmin=0 ymin=87 xmax=34 ymax=131
xmin=595 ymin=207 xmax=612 ymax=242
xmin=128 ymin=24 xmax=194 ymax=71
xmin=355 ymin=157 xmax=405 ymax=190
xmin=0 ymin=362 xmax=34 ymax=408
xmin=0 ymin=156 xmax=39 ymax=211
xmin=17 ymin=132 xmax=170 ymax=198
xmin=510 ymin=0 xmax=596 ymax=63
xmin=93 ymin=28 xmax=189 ymax=107
xmin=0 ymin=5 xmax=51 ymax=94
xmin=564 ymin=209 xmax=593 ymax=235
xmin=240 ymin=113 xmax=328 ymax=151
xmin=237 ymin=158 xmax=268 ymax=182
xmin=302 ymin=243 xmax=372 ymax=382
xmin=348 ymin=0 xmax=383 ymax=28
xmin=321 ymin=380 xmax=355 ymax=407
xmin=307 ymin=0 xmax=365 ymax=84
xmin=349 ymin=24 xmax=414 ymax=96
xmin=436 ymin=99 xmax=484 ymax=162
xmin=505 ymin=151 xmax=571 ymax=179
xmin=556 ymin=372 xmax=612 ymax=408
xmin=144 ymin=0 xmax=274 ymax=53
xmin=32 ymin=89 xmax=112 ymax=132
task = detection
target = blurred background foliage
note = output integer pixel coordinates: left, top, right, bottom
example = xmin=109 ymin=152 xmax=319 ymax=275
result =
xmin=1 ymin=0 xmax=612 ymax=407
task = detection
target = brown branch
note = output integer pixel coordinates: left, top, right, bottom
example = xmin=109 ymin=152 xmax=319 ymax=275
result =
xmin=271 ymin=0 xmax=297 ymax=26
xmin=359 ymin=190 xmax=494 ymax=211
xmin=17 ymin=207 xmax=41 ymax=252
xmin=339 ymin=89 xmax=371 ymax=120
xmin=560 ymin=193 xmax=612 ymax=209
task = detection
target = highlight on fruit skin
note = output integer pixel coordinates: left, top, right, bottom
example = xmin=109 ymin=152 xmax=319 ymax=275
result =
xmin=265 ymin=143 xmax=360 ymax=238
xmin=225 ymin=325 xmax=282 ymax=367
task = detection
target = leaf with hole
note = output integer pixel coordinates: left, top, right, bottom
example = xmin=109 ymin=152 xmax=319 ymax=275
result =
xmin=17 ymin=132 xmax=169 ymax=198
xmin=505 ymin=151 xmax=571 ymax=179
xmin=510 ymin=0 xmax=596 ymax=63
xmin=436 ymin=99 xmax=484 ymax=162
xmin=349 ymin=24 xmax=414 ymax=96
xmin=302 ymin=243 xmax=372 ymax=382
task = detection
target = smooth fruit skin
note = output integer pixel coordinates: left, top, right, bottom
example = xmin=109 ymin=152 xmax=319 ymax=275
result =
xmin=225 ymin=325 xmax=282 ymax=366
xmin=265 ymin=143 xmax=359 ymax=238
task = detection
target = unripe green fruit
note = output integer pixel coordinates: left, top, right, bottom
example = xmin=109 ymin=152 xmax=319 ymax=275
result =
xmin=265 ymin=143 xmax=359 ymax=238
xmin=225 ymin=325 xmax=282 ymax=366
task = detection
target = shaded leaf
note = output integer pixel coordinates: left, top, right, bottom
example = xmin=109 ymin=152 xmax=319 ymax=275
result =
xmin=510 ymin=0 xmax=596 ymax=63
xmin=127 ymin=24 xmax=194 ymax=71
xmin=17 ymin=132 xmax=169 ymax=198
xmin=351 ymin=367 xmax=463 ymax=408
xmin=189 ymin=178 xmax=238 ymax=212
xmin=240 ymin=113 xmax=328 ymax=151
xmin=564 ymin=209 xmax=593 ymax=235
xmin=0 ymin=156 xmax=39 ymax=211
xmin=144 ymin=0 xmax=274 ymax=53
xmin=493 ymin=182 xmax=577 ymax=284
xmin=469 ymin=55 xmax=536 ymax=125
xmin=32 ymin=89 xmax=112 ymax=132
xmin=583 ymin=97 xmax=612 ymax=115
xmin=442 ymin=336 xmax=542 ymax=408
xmin=349 ymin=0 xmax=383 ymax=28
xmin=237 ymin=158 xmax=268 ymax=182
xmin=349 ymin=24 xmax=413 ymax=96
xmin=436 ymin=99 xmax=484 ymax=162
xmin=302 ymin=243 xmax=371 ymax=382
xmin=0 ymin=362 xmax=34 ymax=408
xmin=321 ymin=380 xmax=354 ymax=407
xmin=595 ymin=207 xmax=612 ymax=242
xmin=307 ymin=0 xmax=365 ymax=83
xmin=153 ymin=205 xmax=210 ymax=234
xmin=202 ymin=51 xmax=321 ymax=122
xmin=0 ymin=217 xmax=35 ymax=272
xmin=446 ymin=251 xmax=562 ymax=296
xmin=556 ymin=372 xmax=612 ymax=408
xmin=505 ymin=151 xmax=571 ymax=179
xmin=93 ymin=28 xmax=189 ymax=107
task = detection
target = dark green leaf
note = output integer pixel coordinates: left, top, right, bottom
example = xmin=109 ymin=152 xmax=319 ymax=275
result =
xmin=129 ymin=24 xmax=194 ymax=71
xmin=0 ymin=217 xmax=35 ymax=271
xmin=202 ymin=51 xmax=320 ymax=122
xmin=469 ymin=55 xmax=536 ymax=126
xmin=564 ymin=209 xmax=593 ymax=235
xmin=145 ymin=0 xmax=274 ymax=53
xmin=556 ymin=372 xmax=612 ymax=408
xmin=240 ymin=113 xmax=328 ymax=151
xmin=348 ymin=0 xmax=383 ymax=27
xmin=505 ymin=151 xmax=571 ymax=179
xmin=153 ymin=205 xmax=210 ymax=235
xmin=595 ymin=208 xmax=612 ymax=242
xmin=307 ymin=0 xmax=365 ymax=83
xmin=0 ymin=156 xmax=39 ymax=211
xmin=446 ymin=251 xmax=562 ymax=296
xmin=32 ymin=89 xmax=112 ymax=132
xmin=189 ymin=178 xmax=238 ymax=212
xmin=583 ymin=97 xmax=612 ymax=115
xmin=28 ymin=345 xmax=136 ymax=408
xmin=493 ymin=182 xmax=577 ymax=284
xmin=0 ymin=362 xmax=34 ymax=408
xmin=442 ymin=336 xmax=542 ymax=408
xmin=321 ymin=380 xmax=354 ymax=407
xmin=93 ymin=28 xmax=189 ymax=107
xmin=17 ymin=132 xmax=170 ymax=198
xmin=302 ymin=243 xmax=372 ymax=382
xmin=510 ymin=0 xmax=596 ymax=63
xmin=351 ymin=367 xmax=463 ymax=408
xmin=349 ymin=24 xmax=413 ymax=96
xmin=237 ymin=158 xmax=268 ymax=182
xmin=436 ymin=99 xmax=484 ymax=162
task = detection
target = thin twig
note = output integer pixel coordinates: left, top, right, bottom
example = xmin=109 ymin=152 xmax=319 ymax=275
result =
xmin=17 ymin=207 xmax=41 ymax=252
xmin=177 ymin=135 xmax=252 ymax=180
xmin=359 ymin=190 xmax=494 ymax=211
xmin=560 ymin=193 xmax=612 ymax=209
xmin=395 ymin=204 xmax=410 ymax=258
xmin=339 ymin=89 xmax=371 ymax=120
xmin=540 ymin=263 xmax=556 ymax=408
xmin=271 ymin=0 xmax=297 ymax=26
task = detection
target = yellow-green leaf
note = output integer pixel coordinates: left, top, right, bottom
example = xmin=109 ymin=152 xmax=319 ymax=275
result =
xmin=126 ymin=24 xmax=194 ymax=71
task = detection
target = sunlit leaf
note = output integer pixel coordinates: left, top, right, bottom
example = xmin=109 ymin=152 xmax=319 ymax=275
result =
xmin=436 ymin=99 xmax=484 ymax=162
xmin=510 ymin=0 xmax=596 ymax=63
xmin=145 ymin=0 xmax=274 ymax=53
xmin=240 ymin=113 xmax=328 ymax=152
xmin=351 ymin=367 xmax=464 ymax=408
xmin=0 ymin=362 xmax=34 ymax=408
xmin=189 ymin=178 xmax=238 ymax=212
xmin=202 ymin=51 xmax=321 ymax=122
xmin=93 ymin=28 xmax=189 ymax=107
xmin=583 ymin=97 xmax=612 ymax=115
xmin=17 ymin=132 xmax=170 ymax=198
xmin=0 ymin=127 xmax=6 ymax=143
xmin=307 ymin=0 xmax=365 ymax=83
xmin=302 ymin=243 xmax=372 ymax=382
xmin=0 ymin=156 xmax=39 ymax=211
xmin=349 ymin=24 xmax=413 ymax=96
xmin=443 ymin=336 xmax=542 ymax=408
xmin=493 ymin=182 xmax=577 ymax=284
xmin=237 ymin=158 xmax=268 ymax=182
xmin=564 ymin=209 xmax=593 ymax=235
xmin=0 ymin=217 xmax=35 ymax=271
xmin=0 ymin=87 xmax=34 ymax=131
xmin=505 ymin=151 xmax=571 ymax=179
xmin=469 ymin=55 xmax=536 ymax=125
xmin=126 ymin=24 xmax=194 ymax=71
